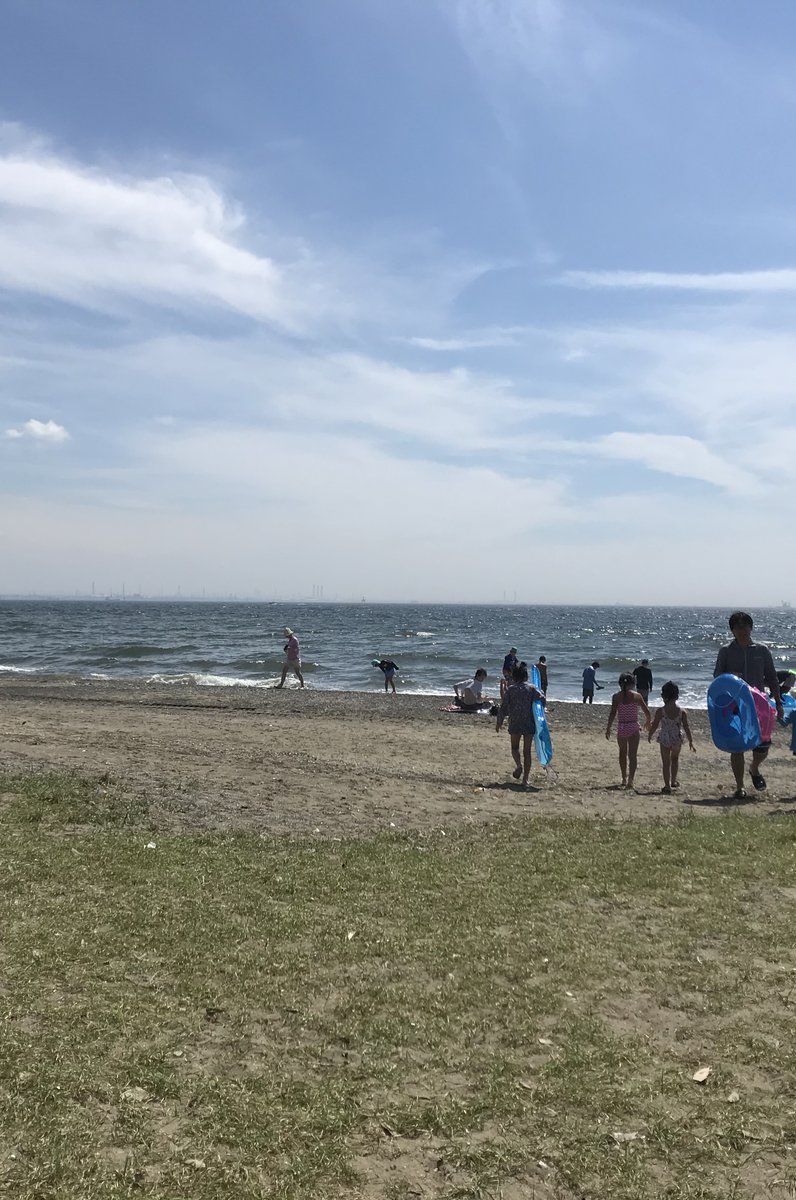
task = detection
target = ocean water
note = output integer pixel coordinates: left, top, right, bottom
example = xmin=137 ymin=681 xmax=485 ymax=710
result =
xmin=2 ymin=601 xmax=795 ymax=707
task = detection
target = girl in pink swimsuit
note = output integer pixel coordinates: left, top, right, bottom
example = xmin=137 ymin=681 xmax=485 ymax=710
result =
xmin=647 ymin=681 xmax=696 ymax=794
xmin=605 ymin=673 xmax=651 ymax=789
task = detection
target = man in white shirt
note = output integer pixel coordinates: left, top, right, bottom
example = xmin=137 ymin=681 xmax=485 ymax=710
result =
xmin=454 ymin=669 xmax=489 ymax=710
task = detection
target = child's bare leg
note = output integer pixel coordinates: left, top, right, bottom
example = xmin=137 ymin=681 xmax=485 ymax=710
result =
xmin=627 ymin=733 xmax=640 ymax=788
xmin=618 ymin=737 xmax=628 ymax=785
xmin=660 ymin=745 xmax=672 ymax=793
xmin=522 ymin=734 xmax=532 ymax=785
xmin=670 ymin=747 xmax=681 ymax=788
xmin=510 ymin=734 xmax=522 ymax=779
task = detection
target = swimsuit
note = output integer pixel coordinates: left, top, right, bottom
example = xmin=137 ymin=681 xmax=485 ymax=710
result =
xmin=616 ymin=699 xmax=640 ymax=738
xmin=656 ymin=713 xmax=684 ymax=749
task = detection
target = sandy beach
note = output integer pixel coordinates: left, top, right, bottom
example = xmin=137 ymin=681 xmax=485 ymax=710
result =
xmin=2 ymin=676 xmax=794 ymax=833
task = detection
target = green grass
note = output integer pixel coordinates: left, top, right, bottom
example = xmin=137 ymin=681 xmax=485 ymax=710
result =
xmin=1 ymin=770 xmax=796 ymax=1198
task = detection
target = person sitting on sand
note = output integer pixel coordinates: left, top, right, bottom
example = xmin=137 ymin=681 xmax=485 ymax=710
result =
xmin=376 ymin=659 xmax=398 ymax=693
xmin=454 ymin=669 xmax=490 ymax=711
xmin=605 ymin=673 xmax=651 ymax=789
xmin=276 ymin=627 xmax=304 ymax=689
xmin=647 ymin=681 xmax=695 ymax=794
xmin=496 ymin=662 xmax=545 ymax=787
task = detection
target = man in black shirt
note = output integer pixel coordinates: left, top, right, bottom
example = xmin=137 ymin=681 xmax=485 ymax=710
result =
xmin=633 ymin=659 xmax=653 ymax=703
xmin=714 ymin=611 xmax=782 ymax=797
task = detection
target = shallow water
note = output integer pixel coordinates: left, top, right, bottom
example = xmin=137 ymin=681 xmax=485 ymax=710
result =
xmin=2 ymin=600 xmax=794 ymax=707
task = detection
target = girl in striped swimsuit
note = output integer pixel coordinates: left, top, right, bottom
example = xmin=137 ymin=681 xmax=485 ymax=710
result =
xmin=605 ymin=673 xmax=651 ymax=789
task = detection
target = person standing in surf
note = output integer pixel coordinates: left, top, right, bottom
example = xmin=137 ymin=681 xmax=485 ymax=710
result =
xmin=496 ymin=663 xmax=546 ymax=787
xmin=276 ymin=626 xmax=305 ymax=689
xmin=582 ymin=661 xmax=603 ymax=704
xmin=713 ymin=611 xmax=782 ymax=797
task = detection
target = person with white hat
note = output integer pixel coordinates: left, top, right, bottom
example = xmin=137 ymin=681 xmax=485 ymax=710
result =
xmin=276 ymin=626 xmax=304 ymax=689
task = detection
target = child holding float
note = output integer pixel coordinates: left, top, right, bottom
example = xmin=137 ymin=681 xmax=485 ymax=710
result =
xmin=647 ymin=681 xmax=696 ymax=794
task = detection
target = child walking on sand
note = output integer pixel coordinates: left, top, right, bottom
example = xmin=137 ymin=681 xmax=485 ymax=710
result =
xmin=605 ymin=673 xmax=651 ymax=789
xmin=647 ymin=681 xmax=695 ymax=793
xmin=496 ymin=663 xmax=545 ymax=787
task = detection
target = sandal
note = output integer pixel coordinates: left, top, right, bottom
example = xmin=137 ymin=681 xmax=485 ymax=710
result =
xmin=661 ymin=786 xmax=672 ymax=795
xmin=750 ymin=773 xmax=767 ymax=792
xmin=512 ymin=766 xmax=523 ymax=779
xmin=734 ymin=788 xmax=747 ymax=799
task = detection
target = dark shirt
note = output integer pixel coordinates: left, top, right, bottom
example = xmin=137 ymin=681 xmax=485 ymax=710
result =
xmin=714 ymin=640 xmax=778 ymax=692
xmin=633 ymin=665 xmax=653 ymax=691
xmin=503 ymin=653 xmax=518 ymax=674
xmin=379 ymin=661 xmax=398 ymax=673
xmin=537 ymin=663 xmax=548 ymax=691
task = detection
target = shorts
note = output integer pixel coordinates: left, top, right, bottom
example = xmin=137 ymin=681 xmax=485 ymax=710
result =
xmin=284 ymin=660 xmax=302 ymax=674
xmin=583 ymin=689 xmax=594 ymax=700
xmin=383 ymin=667 xmax=396 ymax=680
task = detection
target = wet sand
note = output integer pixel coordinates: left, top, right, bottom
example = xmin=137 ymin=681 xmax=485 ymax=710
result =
xmin=1 ymin=677 xmax=795 ymax=834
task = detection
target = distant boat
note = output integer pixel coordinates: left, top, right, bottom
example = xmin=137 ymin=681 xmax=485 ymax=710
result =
xmin=782 ymin=601 xmax=792 ymax=609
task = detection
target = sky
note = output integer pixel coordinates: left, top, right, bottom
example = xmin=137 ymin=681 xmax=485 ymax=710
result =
xmin=2 ymin=0 xmax=796 ymax=605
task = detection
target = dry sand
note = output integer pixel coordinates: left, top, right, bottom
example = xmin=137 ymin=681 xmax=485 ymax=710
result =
xmin=1 ymin=676 xmax=795 ymax=834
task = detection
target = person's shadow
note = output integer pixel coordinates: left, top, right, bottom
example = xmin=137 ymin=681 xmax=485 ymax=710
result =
xmin=683 ymin=792 xmax=758 ymax=807
xmin=482 ymin=781 xmax=543 ymax=794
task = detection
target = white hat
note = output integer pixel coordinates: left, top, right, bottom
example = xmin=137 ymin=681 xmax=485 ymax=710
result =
xmin=283 ymin=627 xmax=294 ymax=637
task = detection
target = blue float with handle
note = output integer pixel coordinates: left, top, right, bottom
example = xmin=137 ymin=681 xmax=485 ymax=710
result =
xmin=707 ymin=673 xmax=761 ymax=753
xmin=530 ymin=664 xmax=553 ymax=766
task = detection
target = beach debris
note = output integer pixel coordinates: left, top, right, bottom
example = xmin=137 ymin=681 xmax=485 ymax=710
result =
xmin=538 ymin=1037 xmax=554 ymax=1046
xmin=611 ymin=1131 xmax=643 ymax=1146
xmin=692 ymin=1066 xmax=712 ymax=1083
xmin=121 ymin=1086 xmax=149 ymax=1103
xmin=537 ymin=1160 xmax=550 ymax=1169
xmin=727 ymin=1090 xmax=741 ymax=1103
xmin=146 ymin=841 xmax=156 ymax=850
xmin=347 ymin=930 xmax=355 ymax=941
xmin=380 ymin=1123 xmax=398 ymax=1138
xmin=172 ymin=1050 xmax=184 ymax=1058
xmin=519 ymin=1079 xmax=534 ymax=1091
xmin=184 ymin=1158 xmax=206 ymax=1169
xmin=565 ymin=990 xmax=575 ymax=998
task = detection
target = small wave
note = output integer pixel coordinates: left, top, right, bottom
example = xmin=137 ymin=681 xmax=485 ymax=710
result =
xmin=0 ymin=663 xmax=40 ymax=674
xmin=88 ymin=672 xmax=111 ymax=680
xmin=146 ymin=672 xmax=276 ymax=689
xmin=92 ymin=643 xmax=198 ymax=660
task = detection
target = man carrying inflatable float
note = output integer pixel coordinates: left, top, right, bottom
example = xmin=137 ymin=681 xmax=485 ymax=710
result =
xmin=708 ymin=611 xmax=796 ymax=799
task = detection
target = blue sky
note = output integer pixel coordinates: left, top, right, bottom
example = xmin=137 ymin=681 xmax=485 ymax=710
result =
xmin=2 ymin=0 xmax=795 ymax=602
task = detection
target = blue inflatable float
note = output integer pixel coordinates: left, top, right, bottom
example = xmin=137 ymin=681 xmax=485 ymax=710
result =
xmin=707 ymin=673 xmax=761 ymax=753
xmin=530 ymin=664 xmax=553 ymax=766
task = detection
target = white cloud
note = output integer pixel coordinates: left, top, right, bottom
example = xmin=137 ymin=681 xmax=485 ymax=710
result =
xmin=5 ymin=418 xmax=70 ymax=443
xmin=589 ymin=432 xmax=761 ymax=495
xmin=451 ymin=0 xmax=624 ymax=102
xmin=0 ymin=138 xmax=296 ymax=328
xmin=560 ymin=267 xmax=796 ymax=292
xmin=406 ymin=327 xmax=525 ymax=351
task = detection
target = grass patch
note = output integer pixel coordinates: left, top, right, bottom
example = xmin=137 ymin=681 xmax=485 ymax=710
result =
xmin=0 ymin=769 xmax=149 ymax=827
xmin=1 ymin=771 xmax=796 ymax=1197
